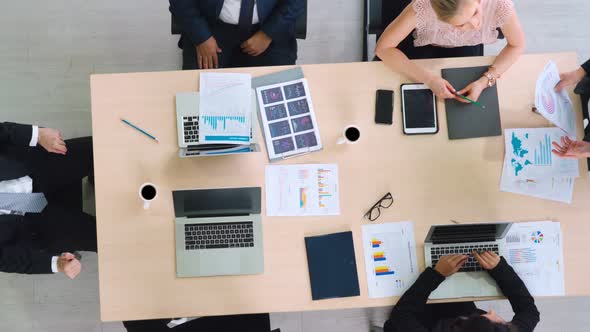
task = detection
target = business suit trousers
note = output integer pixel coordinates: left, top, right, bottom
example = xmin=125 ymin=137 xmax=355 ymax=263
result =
xmin=182 ymin=22 xmax=297 ymax=70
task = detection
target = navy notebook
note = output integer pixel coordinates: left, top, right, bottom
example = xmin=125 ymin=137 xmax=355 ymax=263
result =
xmin=304 ymin=231 xmax=360 ymax=300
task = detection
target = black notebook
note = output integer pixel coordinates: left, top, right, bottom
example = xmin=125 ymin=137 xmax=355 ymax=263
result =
xmin=304 ymin=231 xmax=360 ymax=300
xmin=442 ymin=66 xmax=502 ymax=140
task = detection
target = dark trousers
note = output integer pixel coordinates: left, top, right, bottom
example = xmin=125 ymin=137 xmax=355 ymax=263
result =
xmin=7 ymin=137 xmax=97 ymax=253
xmin=182 ymin=22 xmax=297 ymax=70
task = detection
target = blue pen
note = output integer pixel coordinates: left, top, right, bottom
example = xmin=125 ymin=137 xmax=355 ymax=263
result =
xmin=121 ymin=118 xmax=159 ymax=142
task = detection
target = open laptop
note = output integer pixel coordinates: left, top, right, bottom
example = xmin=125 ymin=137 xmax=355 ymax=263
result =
xmin=424 ymin=222 xmax=512 ymax=299
xmin=175 ymin=92 xmax=260 ymax=158
xmin=172 ymin=187 xmax=264 ymax=278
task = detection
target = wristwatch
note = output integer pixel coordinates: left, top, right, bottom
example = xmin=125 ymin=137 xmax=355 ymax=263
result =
xmin=483 ymin=66 xmax=500 ymax=87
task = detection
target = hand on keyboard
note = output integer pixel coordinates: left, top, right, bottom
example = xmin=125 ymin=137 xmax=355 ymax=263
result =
xmin=473 ymin=251 xmax=501 ymax=270
xmin=434 ymin=254 xmax=469 ymax=277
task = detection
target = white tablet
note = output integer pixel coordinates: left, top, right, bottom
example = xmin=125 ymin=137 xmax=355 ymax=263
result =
xmin=401 ymin=83 xmax=438 ymax=135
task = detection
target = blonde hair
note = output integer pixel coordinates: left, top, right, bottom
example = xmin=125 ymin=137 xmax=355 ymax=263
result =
xmin=430 ymin=0 xmax=465 ymax=22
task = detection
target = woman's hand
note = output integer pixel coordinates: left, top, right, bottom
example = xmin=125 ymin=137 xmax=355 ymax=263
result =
xmin=434 ymin=254 xmax=468 ymax=277
xmin=456 ymin=77 xmax=489 ymax=103
xmin=473 ymin=251 xmax=501 ymax=270
xmin=426 ymin=75 xmax=457 ymax=99
xmin=555 ymin=67 xmax=586 ymax=92
xmin=552 ymin=136 xmax=590 ymax=159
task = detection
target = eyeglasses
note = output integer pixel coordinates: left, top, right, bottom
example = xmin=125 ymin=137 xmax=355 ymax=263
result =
xmin=364 ymin=192 xmax=394 ymax=222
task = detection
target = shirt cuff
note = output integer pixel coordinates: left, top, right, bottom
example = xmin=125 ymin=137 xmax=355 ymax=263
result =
xmin=51 ymin=256 xmax=59 ymax=273
xmin=29 ymin=125 xmax=39 ymax=147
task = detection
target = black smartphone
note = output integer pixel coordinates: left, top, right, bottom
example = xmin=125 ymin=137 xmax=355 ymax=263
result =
xmin=375 ymin=89 xmax=394 ymax=125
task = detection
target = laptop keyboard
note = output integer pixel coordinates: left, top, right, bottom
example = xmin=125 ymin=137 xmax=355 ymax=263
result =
xmin=184 ymin=222 xmax=254 ymax=250
xmin=183 ymin=116 xmax=199 ymax=144
xmin=430 ymin=243 xmax=499 ymax=272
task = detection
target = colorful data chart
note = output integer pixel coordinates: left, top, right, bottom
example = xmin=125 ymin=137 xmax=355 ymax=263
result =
xmin=509 ymin=248 xmax=538 ymax=264
xmin=373 ymin=252 xmax=386 ymax=262
xmin=375 ymin=266 xmax=395 ymax=276
xmin=531 ymin=231 xmax=544 ymax=243
xmin=317 ymin=168 xmax=334 ymax=208
xmin=533 ymin=134 xmax=552 ymax=166
xmin=299 ymin=188 xmax=307 ymax=208
xmin=371 ymin=239 xmax=382 ymax=248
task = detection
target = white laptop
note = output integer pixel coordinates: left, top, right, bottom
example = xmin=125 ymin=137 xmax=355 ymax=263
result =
xmin=424 ymin=222 xmax=512 ymax=299
xmin=175 ymin=92 xmax=260 ymax=158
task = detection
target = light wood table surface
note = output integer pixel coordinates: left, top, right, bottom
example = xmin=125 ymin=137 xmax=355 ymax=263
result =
xmin=91 ymin=52 xmax=589 ymax=322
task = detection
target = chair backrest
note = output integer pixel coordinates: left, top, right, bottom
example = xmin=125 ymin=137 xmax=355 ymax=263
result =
xmin=171 ymin=0 xmax=308 ymax=40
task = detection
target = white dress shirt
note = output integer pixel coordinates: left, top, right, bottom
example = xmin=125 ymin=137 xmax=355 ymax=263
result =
xmin=0 ymin=125 xmax=58 ymax=273
xmin=219 ymin=0 xmax=259 ymax=25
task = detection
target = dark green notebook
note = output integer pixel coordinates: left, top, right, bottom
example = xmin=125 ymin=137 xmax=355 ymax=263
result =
xmin=442 ymin=66 xmax=502 ymax=140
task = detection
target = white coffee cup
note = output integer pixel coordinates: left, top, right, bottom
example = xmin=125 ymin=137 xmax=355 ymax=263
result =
xmin=139 ymin=183 xmax=158 ymax=210
xmin=336 ymin=125 xmax=361 ymax=145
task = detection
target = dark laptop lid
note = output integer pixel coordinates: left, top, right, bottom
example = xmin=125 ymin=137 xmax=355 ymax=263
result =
xmin=173 ymin=187 xmax=261 ymax=218
xmin=425 ymin=222 xmax=512 ymax=245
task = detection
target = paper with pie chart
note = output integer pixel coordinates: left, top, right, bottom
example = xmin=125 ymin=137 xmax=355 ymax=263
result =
xmin=503 ymin=221 xmax=564 ymax=296
xmin=535 ymin=61 xmax=576 ymax=136
xmin=362 ymin=222 xmax=419 ymax=298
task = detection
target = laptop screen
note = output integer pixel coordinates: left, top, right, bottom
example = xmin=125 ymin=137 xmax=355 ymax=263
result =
xmin=425 ymin=223 xmax=511 ymax=244
xmin=173 ymin=187 xmax=261 ymax=218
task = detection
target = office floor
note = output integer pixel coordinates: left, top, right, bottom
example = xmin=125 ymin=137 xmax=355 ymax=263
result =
xmin=1 ymin=0 xmax=589 ymax=331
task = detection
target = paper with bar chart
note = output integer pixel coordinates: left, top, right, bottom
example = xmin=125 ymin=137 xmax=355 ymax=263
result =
xmin=362 ymin=222 xmax=419 ymax=298
xmin=535 ymin=61 xmax=576 ymax=136
xmin=503 ymin=221 xmax=564 ymax=296
xmin=198 ymin=73 xmax=252 ymax=144
xmin=500 ymin=128 xmax=579 ymax=203
xmin=265 ymin=164 xmax=340 ymax=216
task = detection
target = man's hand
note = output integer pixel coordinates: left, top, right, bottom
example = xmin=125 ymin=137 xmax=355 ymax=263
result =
xmin=434 ymin=254 xmax=468 ymax=277
xmin=196 ymin=37 xmax=222 ymax=69
xmin=456 ymin=77 xmax=489 ymax=103
xmin=555 ymin=67 xmax=586 ymax=92
xmin=241 ymin=31 xmax=272 ymax=56
xmin=38 ymin=128 xmax=67 ymax=155
xmin=552 ymin=136 xmax=590 ymax=159
xmin=473 ymin=251 xmax=501 ymax=270
xmin=57 ymin=253 xmax=81 ymax=279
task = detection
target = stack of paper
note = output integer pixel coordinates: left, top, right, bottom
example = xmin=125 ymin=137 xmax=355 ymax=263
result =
xmin=503 ymin=221 xmax=564 ymax=296
xmin=265 ymin=164 xmax=340 ymax=216
xmin=500 ymin=128 xmax=579 ymax=203
xmin=361 ymin=222 xmax=419 ymax=298
xmin=198 ymin=73 xmax=252 ymax=144
xmin=535 ymin=61 xmax=577 ymax=136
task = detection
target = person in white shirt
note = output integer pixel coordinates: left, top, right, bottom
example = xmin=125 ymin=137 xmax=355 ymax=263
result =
xmin=0 ymin=122 xmax=95 ymax=279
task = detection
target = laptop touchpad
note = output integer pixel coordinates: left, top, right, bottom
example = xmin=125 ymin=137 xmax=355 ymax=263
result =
xmin=199 ymin=251 xmax=241 ymax=275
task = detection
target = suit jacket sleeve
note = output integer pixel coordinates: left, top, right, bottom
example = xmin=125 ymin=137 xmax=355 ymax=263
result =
xmin=383 ymin=268 xmax=445 ymax=332
xmin=582 ymin=59 xmax=590 ymax=76
xmin=260 ymin=0 xmax=305 ymax=41
xmin=487 ymin=257 xmax=540 ymax=332
xmin=0 ymin=245 xmax=54 ymax=274
xmin=0 ymin=122 xmax=33 ymax=147
xmin=169 ymin=0 xmax=214 ymax=46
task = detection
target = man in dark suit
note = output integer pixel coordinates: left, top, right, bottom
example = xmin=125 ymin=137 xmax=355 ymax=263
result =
xmin=169 ymin=0 xmax=305 ymax=70
xmin=0 ymin=122 xmax=96 ymax=279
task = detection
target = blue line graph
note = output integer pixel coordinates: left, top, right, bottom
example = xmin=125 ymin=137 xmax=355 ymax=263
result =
xmin=202 ymin=115 xmax=247 ymax=131
xmin=533 ymin=134 xmax=552 ymax=166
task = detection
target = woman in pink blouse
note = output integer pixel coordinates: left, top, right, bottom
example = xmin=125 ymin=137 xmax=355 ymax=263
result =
xmin=376 ymin=0 xmax=525 ymax=102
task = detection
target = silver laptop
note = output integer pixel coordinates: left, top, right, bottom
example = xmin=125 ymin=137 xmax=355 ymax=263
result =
xmin=424 ymin=222 xmax=512 ymax=299
xmin=175 ymin=92 xmax=260 ymax=158
xmin=172 ymin=187 xmax=264 ymax=278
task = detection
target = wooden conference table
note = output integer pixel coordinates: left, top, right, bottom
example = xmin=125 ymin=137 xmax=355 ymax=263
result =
xmin=91 ymin=52 xmax=589 ymax=322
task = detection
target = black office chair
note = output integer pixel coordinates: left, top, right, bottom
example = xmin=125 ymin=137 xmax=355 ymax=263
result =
xmin=171 ymin=0 xmax=308 ymax=40
xmin=363 ymin=0 xmax=503 ymax=61
xmin=123 ymin=313 xmax=280 ymax=332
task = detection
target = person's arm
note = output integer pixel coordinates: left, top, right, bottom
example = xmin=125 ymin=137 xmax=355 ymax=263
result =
xmin=0 ymin=122 xmax=36 ymax=147
xmin=456 ymin=9 xmax=526 ymax=101
xmin=375 ymin=5 xmax=457 ymax=100
xmin=260 ymin=0 xmax=305 ymax=42
xmin=0 ymin=245 xmax=54 ymax=274
xmin=476 ymin=253 xmax=540 ymax=332
xmin=384 ymin=255 xmax=468 ymax=332
xmin=169 ymin=0 xmax=212 ymax=46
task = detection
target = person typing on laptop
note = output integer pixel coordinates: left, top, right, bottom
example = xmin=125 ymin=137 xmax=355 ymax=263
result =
xmin=384 ymin=251 xmax=540 ymax=332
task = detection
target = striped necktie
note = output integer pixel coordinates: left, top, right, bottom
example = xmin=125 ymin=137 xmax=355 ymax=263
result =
xmin=0 ymin=192 xmax=48 ymax=214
